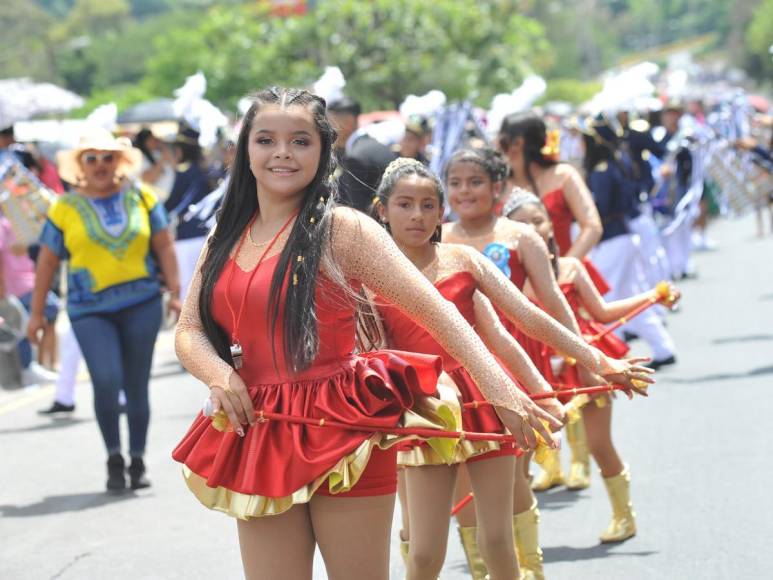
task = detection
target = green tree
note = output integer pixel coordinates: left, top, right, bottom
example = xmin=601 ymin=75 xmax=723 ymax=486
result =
xmin=51 ymin=0 xmax=131 ymax=40
xmin=140 ymin=1 xmax=551 ymax=111
xmin=745 ymin=0 xmax=773 ymax=80
xmin=0 ymin=0 xmax=57 ymax=81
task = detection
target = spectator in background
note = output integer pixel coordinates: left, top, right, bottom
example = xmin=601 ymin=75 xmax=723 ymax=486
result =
xmin=28 ymin=127 xmax=181 ymax=492
xmin=164 ymin=126 xmax=213 ymax=302
xmin=0 ymin=125 xmax=35 ymax=169
xmin=395 ymin=115 xmax=431 ymax=165
xmin=133 ymin=127 xmax=175 ymax=201
xmin=0 ymin=213 xmax=59 ymax=387
xmin=328 ymin=96 xmax=395 ymax=212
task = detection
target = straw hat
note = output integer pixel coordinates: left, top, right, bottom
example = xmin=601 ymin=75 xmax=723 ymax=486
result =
xmin=57 ymin=126 xmax=143 ymax=185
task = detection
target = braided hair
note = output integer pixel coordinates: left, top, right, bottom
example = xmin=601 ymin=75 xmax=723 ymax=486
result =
xmin=444 ymin=146 xmax=509 ymax=185
xmin=198 ymin=87 xmax=339 ymax=372
xmin=502 ymin=188 xmax=560 ymax=279
xmin=498 ymin=112 xmax=558 ymax=196
xmin=371 ymin=157 xmax=445 ymax=243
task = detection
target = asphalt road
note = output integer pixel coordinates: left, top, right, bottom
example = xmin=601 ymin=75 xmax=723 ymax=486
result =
xmin=1 ymin=213 xmax=771 ymax=580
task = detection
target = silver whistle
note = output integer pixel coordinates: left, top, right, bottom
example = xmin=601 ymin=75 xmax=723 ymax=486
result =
xmin=230 ymin=342 xmax=244 ymax=369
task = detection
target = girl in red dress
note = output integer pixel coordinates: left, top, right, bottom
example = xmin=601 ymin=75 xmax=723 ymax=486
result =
xmin=498 ymin=111 xmax=602 ymax=260
xmin=498 ymin=112 xmax=611 ymax=495
xmin=171 ymin=88 xmax=563 ymax=580
xmin=505 ymin=189 xmax=679 ymax=543
xmin=370 ymin=158 xmax=651 ymax=579
xmin=440 ymin=147 xmax=650 ymax=578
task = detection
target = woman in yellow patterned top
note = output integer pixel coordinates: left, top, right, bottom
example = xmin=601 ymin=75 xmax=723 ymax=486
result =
xmin=27 ymin=127 xmax=181 ymax=493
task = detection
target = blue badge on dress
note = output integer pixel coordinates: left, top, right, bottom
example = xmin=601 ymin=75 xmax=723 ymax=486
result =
xmin=482 ymin=242 xmax=511 ymax=277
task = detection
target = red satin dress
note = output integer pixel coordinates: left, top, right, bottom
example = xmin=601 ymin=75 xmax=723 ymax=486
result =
xmin=172 ymin=254 xmax=444 ymax=518
xmin=553 ymin=280 xmax=629 ymax=392
xmin=543 ymin=188 xmax=610 ymax=294
xmin=378 ymin=272 xmax=519 ymax=463
xmin=561 ymin=282 xmax=628 ymax=359
xmin=495 ymin=253 xmax=560 ymax=397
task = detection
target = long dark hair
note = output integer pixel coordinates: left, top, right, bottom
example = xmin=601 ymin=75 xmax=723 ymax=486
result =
xmin=371 ymin=157 xmax=445 ymax=243
xmin=498 ymin=111 xmax=557 ymax=196
xmin=198 ymin=87 xmax=339 ymax=372
xmin=133 ymin=128 xmax=156 ymax=165
xmin=582 ymin=133 xmax=614 ymax=179
xmin=502 ymin=189 xmax=560 ymax=279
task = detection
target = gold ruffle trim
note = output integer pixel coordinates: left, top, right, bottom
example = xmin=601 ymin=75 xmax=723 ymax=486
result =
xmin=182 ymin=434 xmax=385 ymax=520
xmin=183 ymin=384 xmax=463 ymax=520
xmin=398 ymin=438 xmax=501 ymax=466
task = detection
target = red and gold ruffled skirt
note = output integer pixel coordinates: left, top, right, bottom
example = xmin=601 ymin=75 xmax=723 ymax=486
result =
xmin=172 ymin=351 xmax=460 ymax=520
xmin=398 ymin=365 xmax=520 ymax=467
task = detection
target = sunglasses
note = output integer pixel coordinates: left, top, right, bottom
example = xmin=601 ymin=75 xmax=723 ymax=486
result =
xmin=81 ymin=152 xmax=118 ymax=165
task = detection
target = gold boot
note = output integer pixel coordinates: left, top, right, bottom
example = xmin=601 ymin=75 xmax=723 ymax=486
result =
xmin=600 ymin=465 xmax=636 ymax=543
xmin=457 ymin=526 xmax=489 ymax=580
xmin=565 ymin=417 xmax=591 ymax=490
xmin=513 ymin=500 xmax=545 ymax=580
xmin=531 ymin=448 xmax=565 ymax=492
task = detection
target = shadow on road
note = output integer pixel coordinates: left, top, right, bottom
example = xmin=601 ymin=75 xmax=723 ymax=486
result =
xmin=712 ymin=333 xmax=773 ymax=344
xmin=542 ymin=543 xmax=657 ymax=563
xmin=535 ymin=488 xmax=587 ymax=512
xmin=0 ymin=417 xmax=91 ymax=436
xmin=0 ymin=490 xmax=145 ymax=518
xmin=667 ymin=364 xmax=773 ymax=384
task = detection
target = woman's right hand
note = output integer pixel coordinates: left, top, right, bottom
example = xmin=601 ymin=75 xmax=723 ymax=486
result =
xmin=209 ymin=372 xmax=255 ymax=436
xmin=495 ymin=397 xmax=561 ymax=452
xmin=535 ymin=398 xmax=567 ymax=426
xmin=26 ymin=313 xmax=46 ymax=345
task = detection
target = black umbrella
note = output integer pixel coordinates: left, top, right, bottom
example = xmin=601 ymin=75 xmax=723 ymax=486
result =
xmin=117 ymin=98 xmax=177 ymax=124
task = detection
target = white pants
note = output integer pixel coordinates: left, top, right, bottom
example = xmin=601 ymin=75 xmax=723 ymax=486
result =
xmin=591 ymin=234 xmax=676 ymax=360
xmin=175 ymin=236 xmax=208 ymax=304
xmin=662 ymin=219 xmax=694 ymax=279
xmin=53 ymin=326 xmax=81 ymax=406
xmin=628 ymin=208 xmax=671 ymax=288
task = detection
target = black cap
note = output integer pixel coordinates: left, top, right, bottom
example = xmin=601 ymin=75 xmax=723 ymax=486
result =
xmin=174 ymin=126 xmax=201 ymax=147
xmin=327 ymin=96 xmax=361 ymax=117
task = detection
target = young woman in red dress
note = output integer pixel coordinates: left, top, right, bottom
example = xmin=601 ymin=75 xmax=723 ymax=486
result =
xmin=370 ymin=158 xmax=652 ymax=579
xmin=171 ymin=88 xmax=564 ymax=580
xmin=498 ymin=112 xmax=610 ymax=495
xmin=505 ymin=189 xmax=679 ymax=544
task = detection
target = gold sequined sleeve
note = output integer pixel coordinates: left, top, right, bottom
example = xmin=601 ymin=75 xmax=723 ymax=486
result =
xmin=461 ymin=244 xmax=610 ymax=375
xmin=174 ymin=234 xmax=235 ymax=391
xmin=472 ymin=291 xmax=553 ymax=395
xmin=516 ymin=226 xmax=582 ymax=335
xmin=330 ymin=207 xmax=528 ymax=415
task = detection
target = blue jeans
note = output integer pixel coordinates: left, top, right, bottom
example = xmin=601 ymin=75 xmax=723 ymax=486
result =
xmin=71 ymin=296 xmax=162 ymax=457
xmin=18 ymin=291 xmax=59 ymax=369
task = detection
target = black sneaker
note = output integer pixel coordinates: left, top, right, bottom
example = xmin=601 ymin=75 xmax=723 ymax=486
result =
xmin=128 ymin=457 xmax=151 ymax=490
xmin=645 ymin=355 xmax=677 ymax=371
xmin=106 ymin=454 xmax=126 ymax=493
xmin=38 ymin=401 xmax=75 ymax=415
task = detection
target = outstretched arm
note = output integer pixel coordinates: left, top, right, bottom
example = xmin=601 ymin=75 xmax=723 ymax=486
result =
xmin=472 ymin=291 xmax=552 ymax=396
xmin=517 ymin=227 xmax=582 ymax=335
xmin=473 ymin=291 xmax=564 ymax=421
xmin=570 ymin=258 xmax=665 ymax=324
xmin=464 ymin=245 xmax=652 ymax=391
xmin=331 ymin=207 xmax=561 ymax=446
